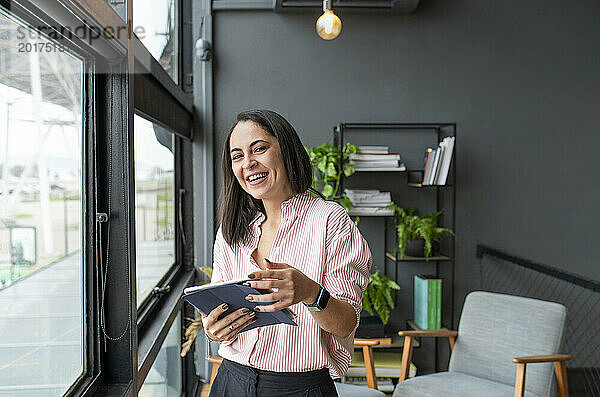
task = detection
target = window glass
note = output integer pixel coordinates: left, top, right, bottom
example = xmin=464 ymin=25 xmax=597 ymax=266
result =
xmin=133 ymin=0 xmax=179 ymax=83
xmin=0 ymin=9 xmax=84 ymax=396
xmin=134 ymin=115 xmax=175 ymax=306
xmin=138 ymin=312 xmax=182 ymax=396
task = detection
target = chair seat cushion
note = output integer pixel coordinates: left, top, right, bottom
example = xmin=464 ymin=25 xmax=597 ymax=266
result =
xmin=392 ymin=372 xmax=542 ymax=397
xmin=335 ymin=382 xmax=386 ymax=397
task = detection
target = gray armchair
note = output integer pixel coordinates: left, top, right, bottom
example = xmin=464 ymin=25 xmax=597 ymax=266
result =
xmin=393 ymin=291 xmax=570 ymax=397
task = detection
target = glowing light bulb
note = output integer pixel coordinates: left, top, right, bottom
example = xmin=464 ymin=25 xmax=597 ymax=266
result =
xmin=316 ymin=2 xmax=342 ymax=40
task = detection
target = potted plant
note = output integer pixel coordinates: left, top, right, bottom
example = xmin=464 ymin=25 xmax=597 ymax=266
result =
xmin=385 ymin=203 xmax=455 ymax=261
xmin=180 ymin=266 xmax=212 ymax=357
xmin=358 ymin=270 xmax=400 ymax=337
xmin=306 ymin=142 xmax=356 ymax=210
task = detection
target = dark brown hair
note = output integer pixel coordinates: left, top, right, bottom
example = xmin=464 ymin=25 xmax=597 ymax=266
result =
xmin=219 ymin=110 xmax=313 ymax=247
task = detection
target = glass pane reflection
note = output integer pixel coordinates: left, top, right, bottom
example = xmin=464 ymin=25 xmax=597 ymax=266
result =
xmin=139 ymin=312 xmax=182 ymax=396
xmin=134 ymin=114 xmax=175 ymax=306
xmin=134 ymin=0 xmax=179 ymax=83
xmin=0 ymin=9 xmax=84 ymax=396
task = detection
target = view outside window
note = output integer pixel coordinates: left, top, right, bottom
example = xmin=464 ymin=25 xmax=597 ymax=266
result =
xmin=134 ymin=0 xmax=179 ymax=83
xmin=0 ymin=9 xmax=84 ymax=396
xmin=138 ymin=312 xmax=182 ymax=396
xmin=134 ymin=115 xmax=175 ymax=306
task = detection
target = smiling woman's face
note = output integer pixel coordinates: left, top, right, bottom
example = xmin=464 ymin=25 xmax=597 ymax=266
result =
xmin=229 ymin=120 xmax=293 ymax=202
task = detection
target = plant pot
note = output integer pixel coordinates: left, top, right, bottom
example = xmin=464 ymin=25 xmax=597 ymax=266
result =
xmin=405 ymin=239 xmax=426 ymax=257
xmin=356 ymin=313 xmax=386 ymax=338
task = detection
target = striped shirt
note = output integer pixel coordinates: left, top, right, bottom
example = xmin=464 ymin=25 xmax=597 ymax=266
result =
xmin=211 ymin=192 xmax=372 ymax=378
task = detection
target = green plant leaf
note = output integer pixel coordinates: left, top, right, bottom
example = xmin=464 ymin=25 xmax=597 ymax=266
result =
xmin=322 ymin=184 xmax=334 ymax=198
xmin=363 ymin=289 xmax=374 ymax=315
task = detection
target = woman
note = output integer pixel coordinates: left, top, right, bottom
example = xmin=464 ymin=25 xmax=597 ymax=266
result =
xmin=203 ymin=109 xmax=372 ymax=397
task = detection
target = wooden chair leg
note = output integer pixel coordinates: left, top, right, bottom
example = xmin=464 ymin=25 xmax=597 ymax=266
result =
xmin=362 ymin=345 xmax=378 ymax=390
xmin=514 ymin=363 xmax=527 ymax=397
xmin=399 ymin=336 xmax=414 ymax=382
xmin=554 ymin=361 xmax=569 ymax=397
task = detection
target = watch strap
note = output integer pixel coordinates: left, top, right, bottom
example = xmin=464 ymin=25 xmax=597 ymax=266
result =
xmin=304 ymin=283 xmax=330 ymax=311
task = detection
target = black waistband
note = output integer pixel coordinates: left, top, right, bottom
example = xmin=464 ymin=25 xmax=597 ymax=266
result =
xmin=221 ymin=358 xmax=332 ymax=386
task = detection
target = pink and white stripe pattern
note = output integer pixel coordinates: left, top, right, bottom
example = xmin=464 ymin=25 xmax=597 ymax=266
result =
xmin=211 ymin=192 xmax=372 ymax=378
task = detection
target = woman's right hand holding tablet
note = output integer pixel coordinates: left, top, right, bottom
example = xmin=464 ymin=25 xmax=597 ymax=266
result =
xmin=202 ymin=303 xmax=257 ymax=341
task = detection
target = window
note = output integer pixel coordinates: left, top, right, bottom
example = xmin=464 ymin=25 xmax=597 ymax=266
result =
xmin=134 ymin=0 xmax=179 ymax=83
xmin=138 ymin=312 xmax=183 ymax=396
xmin=134 ymin=114 xmax=175 ymax=306
xmin=0 ymin=8 xmax=85 ymax=395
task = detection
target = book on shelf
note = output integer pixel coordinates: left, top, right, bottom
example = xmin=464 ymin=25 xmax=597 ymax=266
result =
xmin=414 ymin=274 xmax=442 ymax=330
xmin=345 ymin=189 xmax=393 ymax=214
xmin=429 ymin=146 xmax=442 ymax=185
xmin=357 ymin=145 xmax=389 ymax=154
xmin=422 ymin=148 xmax=434 ymax=185
xmin=350 ymin=159 xmax=400 ymax=167
xmin=421 ymin=137 xmax=455 ymax=185
xmin=345 ymin=189 xmax=391 ymax=204
xmin=348 ymin=207 xmax=394 ymax=216
xmin=353 ymin=163 xmax=406 ymax=171
xmin=349 ymin=153 xmax=401 ymax=161
xmin=438 ymin=136 xmax=455 ymax=185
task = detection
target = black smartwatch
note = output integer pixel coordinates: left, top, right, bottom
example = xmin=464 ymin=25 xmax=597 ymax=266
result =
xmin=303 ymin=283 xmax=330 ymax=312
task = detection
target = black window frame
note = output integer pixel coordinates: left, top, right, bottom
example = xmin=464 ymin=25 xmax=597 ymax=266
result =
xmin=0 ymin=0 xmax=197 ymax=395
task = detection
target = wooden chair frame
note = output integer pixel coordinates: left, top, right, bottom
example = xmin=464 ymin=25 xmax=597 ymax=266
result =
xmin=397 ymin=330 xmax=571 ymax=397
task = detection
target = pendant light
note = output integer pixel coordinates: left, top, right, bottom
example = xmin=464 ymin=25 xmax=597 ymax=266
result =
xmin=316 ymin=0 xmax=342 ymax=40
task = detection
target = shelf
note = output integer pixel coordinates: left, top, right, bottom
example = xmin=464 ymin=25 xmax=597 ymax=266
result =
xmin=407 ymin=320 xmax=448 ymax=332
xmin=386 ymin=252 xmax=452 ymax=262
xmin=407 ymin=183 xmax=453 ymax=188
xmin=353 ymin=167 xmax=406 ymax=172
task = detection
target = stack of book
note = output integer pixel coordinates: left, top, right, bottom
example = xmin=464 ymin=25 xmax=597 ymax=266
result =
xmin=345 ymin=350 xmax=417 ymax=392
xmin=350 ymin=146 xmax=406 ymax=171
xmin=414 ymin=274 xmax=442 ymax=330
xmin=345 ymin=189 xmax=394 ymax=216
xmin=421 ymin=136 xmax=455 ymax=185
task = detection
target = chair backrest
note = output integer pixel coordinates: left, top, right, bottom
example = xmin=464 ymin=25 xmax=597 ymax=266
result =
xmin=449 ymin=291 xmax=567 ymax=397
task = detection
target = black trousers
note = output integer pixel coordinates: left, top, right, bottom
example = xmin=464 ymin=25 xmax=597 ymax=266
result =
xmin=209 ymin=359 xmax=339 ymax=397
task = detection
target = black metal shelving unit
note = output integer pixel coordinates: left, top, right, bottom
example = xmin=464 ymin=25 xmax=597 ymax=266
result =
xmin=335 ymin=122 xmax=457 ymax=371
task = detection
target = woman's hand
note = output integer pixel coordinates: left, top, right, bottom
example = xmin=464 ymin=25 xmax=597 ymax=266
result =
xmin=202 ymin=303 xmax=257 ymax=341
xmin=244 ymin=259 xmax=320 ymax=312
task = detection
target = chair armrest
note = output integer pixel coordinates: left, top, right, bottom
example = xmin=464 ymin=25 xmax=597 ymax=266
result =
xmin=353 ymin=340 xmax=380 ymax=389
xmin=354 ymin=339 xmax=381 ymax=347
xmin=398 ymin=330 xmax=458 ymax=383
xmin=512 ymin=354 xmax=571 ymax=364
xmin=398 ymin=330 xmax=458 ymax=338
xmin=512 ymin=354 xmax=571 ymax=397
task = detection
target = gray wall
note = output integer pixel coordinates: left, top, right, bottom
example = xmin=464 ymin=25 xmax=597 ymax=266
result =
xmin=201 ymin=0 xmax=600 ymax=371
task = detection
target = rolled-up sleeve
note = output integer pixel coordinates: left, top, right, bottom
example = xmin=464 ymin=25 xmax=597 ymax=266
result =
xmin=322 ymin=214 xmax=372 ymax=331
xmin=211 ymin=227 xmax=231 ymax=285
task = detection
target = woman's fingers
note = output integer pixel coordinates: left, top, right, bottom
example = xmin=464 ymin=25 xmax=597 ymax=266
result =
xmin=211 ymin=308 xmax=255 ymax=339
xmin=244 ymin=279 xmax=286 ymax=290
xmin=253 ymin=302 xmax=287 ymax=313
xmin=245 ymin=292 xmax=281 ymax=303
xmin=207 ymin=302 xmax=230 ymax=322
xmin=223 ymin=312 xmax=257 ymax=340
